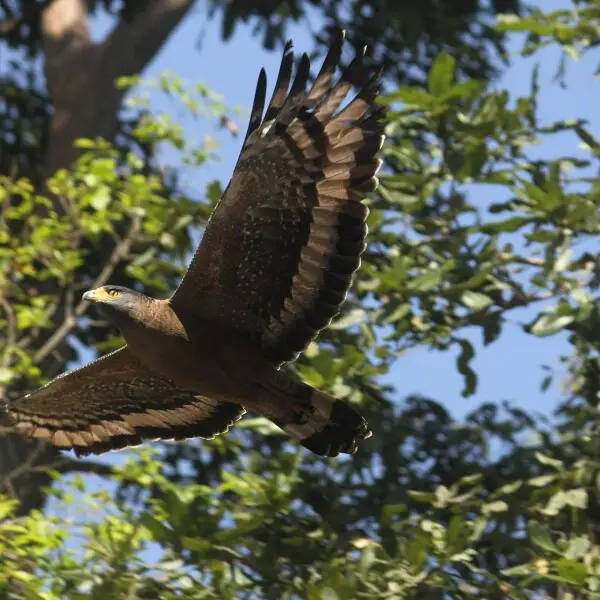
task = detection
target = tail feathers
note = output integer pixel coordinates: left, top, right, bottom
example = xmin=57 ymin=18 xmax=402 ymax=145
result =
xmin=277 ymin=385 xmax=371 ymax=457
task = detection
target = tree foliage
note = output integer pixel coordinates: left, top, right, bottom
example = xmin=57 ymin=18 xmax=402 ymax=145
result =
xmin=2 ymin=1 xmax=600 ymax=599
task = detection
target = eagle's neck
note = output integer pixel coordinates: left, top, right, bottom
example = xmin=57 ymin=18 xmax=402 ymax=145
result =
xmin=123 ymin=298 xmax=188 ymax=339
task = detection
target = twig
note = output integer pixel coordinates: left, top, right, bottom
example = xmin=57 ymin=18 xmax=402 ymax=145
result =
xmin=499 ymin=252 xmax=545 ymax=267
xmin=47 ymin=456 xmax=116 ymax=477
xmin=33 ymin=215 xmax=141 ymax=364
xmin=0 ymin=441 xmax=48 ymax=489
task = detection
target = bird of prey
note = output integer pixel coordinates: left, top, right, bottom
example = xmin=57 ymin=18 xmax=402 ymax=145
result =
xmin=1 ymin=31 xmax=385 ymax=457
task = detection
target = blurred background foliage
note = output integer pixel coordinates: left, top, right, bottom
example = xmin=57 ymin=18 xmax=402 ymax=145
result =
xmin=1 ymin=0 xmax=600 ymax=598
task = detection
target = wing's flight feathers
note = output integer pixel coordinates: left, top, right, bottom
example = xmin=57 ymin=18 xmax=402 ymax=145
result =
xmin=273 ymin=53 xmax=312 ymax=131
xmin=257 ymin=41 xmax=385 ymax=363
xmin=304 ymin=29 xmax=345 ymax=108
xmin=1 ymin=347 xmax=245 ymax=456
xmin=169 ymin=33 xmax=386 ymax=366
xmin=310 ymin=45 xmax=368 ymax=126
xmin=242 ymin=67 xmax=267 ymax=144
xmin=263 ymin=39 xmax=294 ymax=123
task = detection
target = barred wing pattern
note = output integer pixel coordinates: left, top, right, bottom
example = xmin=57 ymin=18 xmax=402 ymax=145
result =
xmin=171 ymin=30 xmax=385 ymax=364
xmin=0 ymin=347 xmax=245 ymax=456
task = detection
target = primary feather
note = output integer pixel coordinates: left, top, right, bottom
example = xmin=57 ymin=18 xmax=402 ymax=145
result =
xmin=172 ymin=29 xmax=386 ymax=364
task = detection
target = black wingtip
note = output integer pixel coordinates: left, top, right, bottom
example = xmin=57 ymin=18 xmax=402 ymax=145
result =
xmin=243 ymin=68 xmax=267 ymax=143
xmin=332 ymin=29 xmax=346 ymax=44
xmin=289 ymin=53 xmax=311 ymax=98
xmin=316 ymin=31 xmax=344 ymax=80
xmin=264 ymin=42 xmax=296 ymax=122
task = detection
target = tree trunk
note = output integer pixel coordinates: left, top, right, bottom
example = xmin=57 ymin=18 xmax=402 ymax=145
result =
xmin=0 ymin=0 xmax=197 ymax=514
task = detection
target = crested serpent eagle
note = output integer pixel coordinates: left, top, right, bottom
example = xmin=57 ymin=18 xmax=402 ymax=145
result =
xmin=1 ymin=31 xmax=385 ymax=457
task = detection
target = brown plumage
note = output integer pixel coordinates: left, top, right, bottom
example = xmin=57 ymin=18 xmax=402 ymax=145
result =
xmin=1 ymin=31 xmax=385 ymax=457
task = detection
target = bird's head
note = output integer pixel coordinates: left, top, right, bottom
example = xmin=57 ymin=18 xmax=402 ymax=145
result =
xmin=82 ymin=286 xmax=149 ymax=323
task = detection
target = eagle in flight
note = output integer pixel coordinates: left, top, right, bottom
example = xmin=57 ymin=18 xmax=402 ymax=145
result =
xmin=1 ymin=31 xmax=385 ymax=457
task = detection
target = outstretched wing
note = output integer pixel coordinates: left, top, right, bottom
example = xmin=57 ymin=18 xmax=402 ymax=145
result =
xmin=170 ymin=30 xmax=385 ymax=364
xmin=0 ymin=347 xmax=245 ymax=456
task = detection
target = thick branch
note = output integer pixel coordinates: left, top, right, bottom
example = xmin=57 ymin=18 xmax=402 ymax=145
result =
xmin=40 ymin=0 xmax=197 ymax=175
xmin=101 ymin=0 xmax=198 ymax=79
xmin=52 ymin=457 xmax=115 ymax=477
xmin=41 ymin=0 xmax=92 ymax=104
xmin=40 ymin=0 xmax=98 ymax=174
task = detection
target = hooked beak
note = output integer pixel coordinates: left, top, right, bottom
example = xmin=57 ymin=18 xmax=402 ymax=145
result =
xmin=82 ymin=290 xmax=97 ymax=303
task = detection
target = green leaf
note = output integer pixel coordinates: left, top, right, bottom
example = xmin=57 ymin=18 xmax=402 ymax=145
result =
xmin=0 ymin=367 xmax=13 ymax=384
xmin=406 ymin=537 xmax=428 ymax=568
xmin=388 ymin=87 xmax=433 ymax=107
xmin=446 ymin=515 xmax=468 ymax=548
xmin=408 ymin=490 xmax=436 ymax=503
xmin=408 ymin=269 xmax=444 ymax=292
xmin=428 ymin=52 xmax=456 ymax=96
xmin=541 ymin=491 xmax=568 ymax=516
xmin=482 ymin=216 xmax=532 ymax=233
xmin=359 ymin=544 xmax=376 ymax=577
xmin=552 ymin=247 xmax=572 ymax=274
xmin=482 ymin=501 xmax=508 ymax=515
xmin=528 ymin=475 xmax=555 ymax=487
xmin=379 ymin=301 xmax=411 ymax=324
xmin=0 ymin=498 xmax=18 ymax=520
xmin=574 ymin=124 xmax=600 ymax=153
xmin=496 ymin=14 xmax=554 ymax=36
xmin=89 ymin=186 xmax=111 ymax=211
xmin=330 ymin=309 xmax=365 ymax=330
xmin=181 ymin=537 xmax=212 ymax=552
xmin=434 ymin=486 xmax=452 ymax=507
xmin=535 ymin=452 xmax=563 ymax=470
xmin=564 ymin=489 xmax=587 ymax=510
xmin=322 ymin=588 xmax=340 ymax=600
xmin=496 ymin=481 xmax=522 ymax=495
xmin=554 ymin=558 xmax=588 ymax=585
xmin=530 ymin=314 xmax=574 ymax=337
xmin=564 ymin=536 xmax=590 ymax=560
xmin=461 ymin=291 xmax=493 ymax=311
xmin=528 ymin=521 xmax=558 ymax=554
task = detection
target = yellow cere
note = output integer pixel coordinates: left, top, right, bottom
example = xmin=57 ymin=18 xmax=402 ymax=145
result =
xmin=89 ymin=288 xmax=121 ymax=301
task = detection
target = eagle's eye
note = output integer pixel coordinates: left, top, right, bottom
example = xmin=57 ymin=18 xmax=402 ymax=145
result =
xmin=107 ymin=289 xmax=120 ymax=299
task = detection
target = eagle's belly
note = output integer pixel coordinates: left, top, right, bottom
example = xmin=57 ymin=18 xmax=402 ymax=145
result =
xmin=124 ymin=322 xmax=269 ymax=399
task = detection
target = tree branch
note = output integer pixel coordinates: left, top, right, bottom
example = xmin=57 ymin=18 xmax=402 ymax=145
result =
xmin=52 ymin=457 xmax=115 ymax=477
xmin=32 ymin=215 xmax=141 ymax=365
xmin=40 ymin=0 xmax=99 ymax=175
xmin=40 ymin=0 xmax=198 ymax=174
xmin=101 ymin=0 xmax=198 ymax=80
xmin=41 ymin=0 xmax=93 ymax=102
